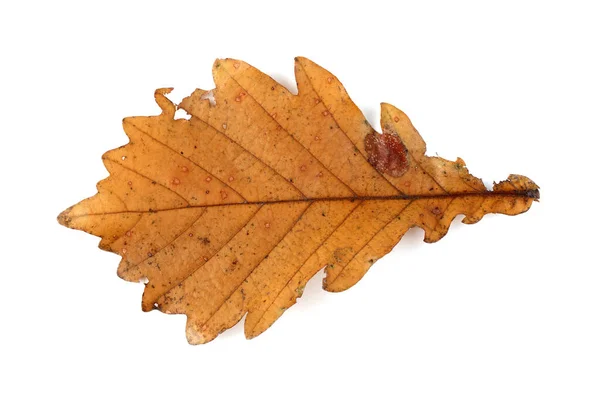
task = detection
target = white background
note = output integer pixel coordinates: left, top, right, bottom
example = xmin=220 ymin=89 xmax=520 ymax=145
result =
xmin=1 ymin=1 xmax=599 ymax=399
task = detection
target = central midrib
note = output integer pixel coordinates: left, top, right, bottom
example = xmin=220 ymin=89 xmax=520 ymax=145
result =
xmin=68 ymin=190 xmax=538 ymax=218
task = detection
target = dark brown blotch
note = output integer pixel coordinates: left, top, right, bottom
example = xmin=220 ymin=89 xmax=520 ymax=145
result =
xmin=364 ymin=130 xmax=409 ymax=177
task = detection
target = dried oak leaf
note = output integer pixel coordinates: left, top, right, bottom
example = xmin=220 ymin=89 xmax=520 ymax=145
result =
xmin=58 ymin=58 xmax=539 ymax=344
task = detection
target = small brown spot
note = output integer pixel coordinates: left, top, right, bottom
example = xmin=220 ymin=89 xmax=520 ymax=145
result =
xmin=188 ymin=233 xmax=194 ymax=237
xmin=271 ymin=86 xmax=275 ymax=90
xmin=333 ymin=247 xmax=353 ymax=263
xmin=172 ymin=178 xmax=180 ymax=185
xmin=316 ymin=171 xmax=323 ymax=177
xmin=205 ymin=176 xmax=212 ymax=182
xmin=431 ymin=207 xmax=442 ymax=216
xmin=314 ymin=136 xmax=320 ymax=141
xmin=127 ymin=181 xmax=132 ymax=186
xmin=327 ymin=77 xmax=333 ymax=83
xmin=228 ymin=176 xmax=234 ymax=182
xmin=233 ymin=62 xmax=240 ymax=69
xmin=126 ymin=231 xmax=132 ymax=237
xmin=235 ymin=96 xmax=241 ymax=102
xmin=121 ymin=248 xmax=127 ymax=254
xmin=203 ymin=256 xmax=209 ymax=262
xmin=121 ymin=156 xmax=127 ymax=161
xmin=271 ymin=112 xmax=277 ymax=118
xmin=181 ymin=166 xmax=189 ymax=172
xmin=394 ymin=116 xmax=400 ymax=122
xmin=322 ymin=110 xmax=329 ymax=116
xmin=220 ymin=190 xmax=228 ymax=200
xmin=147 ymin=252 xmax=154 ymax=258
xmin=314 ymin=98 xmax=320 ymax=104
xmin=205 ymin=190 xmax=210 ymax=194
xmin=264 ymin=222 xmax=271 ymax=228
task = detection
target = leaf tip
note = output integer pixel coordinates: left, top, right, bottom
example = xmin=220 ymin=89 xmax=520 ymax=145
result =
xmin=185 ymin=320 xmax=208 ymax=345
xmin=294 ymin=56 xmax=308 ymax=65
xmin=57 ymin=206 xmax=74 ymax=228
xmin=244 ymin=330 xmax=259 ymax=340
xmin=494 ymin=174 xmax=541 ymax=201
xmin=526 ymin=188 xmax=541 ymax=201
xmin=153 ymin=88 xmax=176 ymax=118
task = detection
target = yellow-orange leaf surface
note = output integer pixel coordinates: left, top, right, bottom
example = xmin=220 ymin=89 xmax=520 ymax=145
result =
xmin=58 ymin=58 xmax=539 ymax=344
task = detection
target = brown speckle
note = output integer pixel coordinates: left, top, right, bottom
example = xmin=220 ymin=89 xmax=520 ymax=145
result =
xmin=394 ymin=116 xmax=400 ymax=122
xmin=314 ymin=136 xmax=320 ymax=141
xmin=322 ymin=111 xmax=329 ymax=116
xmin=121 ymin=248 xmax=127 ymax=254
xmin=127 ymin=181 xmax=132 ymax=186
xmin=172 ymin=178 xmax=180 ymax=185
xmin=431 ymin=207 xmax=442 ymax=216
xmin=205 ymin=176 xmax=212 ymax=182
xmin=327 ymin=77 xmax=333 ymax=83
xmin=315 ymin=98 xmax=320 ymax=104
xmin=147 ymin=252 xmax=154 ymax=257
xmin=188 ymin=233 xmax=194 ymax=237
xmin=181 ymin=166 xmax=189 ymax=172
xmin=333 ymin=247 xmax=352 ymax=263
xmin=264 ymin=222 xmax=271 ymax=228
xmin=228 ymin=176 xmax=234 ymax=182
xmin=233 ymin=62 xmax=240 ymax=69
xmin=220 ymin=190 xmax=228 ymax=200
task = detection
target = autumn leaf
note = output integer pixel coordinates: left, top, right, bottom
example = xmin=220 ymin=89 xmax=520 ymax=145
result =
xmin=58 ymin=57 xmax=539 ymax=344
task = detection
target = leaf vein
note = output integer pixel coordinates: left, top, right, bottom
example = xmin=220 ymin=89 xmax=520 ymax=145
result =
xmin=103 ymin=156 xmax=191 ymax=206
xmin=222 ymin=67 xmax=357 ymax=197
xmin=198 ymin=202 xmax=313 ymax=330
xmin=125 ymin=120 xmax=248 ymax=202
xmin=327 ymin=200 xmax=414 ymax=287
xmin=296 ymin=61 xmax=404 ymax=196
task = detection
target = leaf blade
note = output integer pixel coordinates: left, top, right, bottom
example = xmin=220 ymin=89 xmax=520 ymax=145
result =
xmin=58 ymin=58 xmax=539 ymax=344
